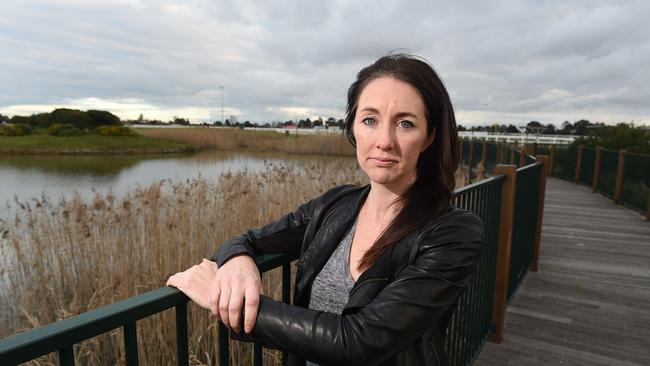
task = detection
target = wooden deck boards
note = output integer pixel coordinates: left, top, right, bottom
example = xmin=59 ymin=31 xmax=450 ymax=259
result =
xmin=475 ymin=177 xmax=650 ymax=366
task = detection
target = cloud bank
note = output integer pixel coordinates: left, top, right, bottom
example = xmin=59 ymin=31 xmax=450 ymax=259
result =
xmin=1 ymin=0 xmax=649 ymax=126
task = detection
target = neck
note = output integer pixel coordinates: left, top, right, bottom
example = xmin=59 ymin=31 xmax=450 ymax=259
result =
xmin=364 ymin=180 xmax=413 ymax=222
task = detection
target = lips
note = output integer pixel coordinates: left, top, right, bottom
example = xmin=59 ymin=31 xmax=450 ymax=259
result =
xmin=369 ymin=157 xmax=398 ymax=166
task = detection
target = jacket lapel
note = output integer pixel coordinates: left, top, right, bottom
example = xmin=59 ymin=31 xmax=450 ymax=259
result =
xmin=294 ymin=185 xmax=369 ymax=306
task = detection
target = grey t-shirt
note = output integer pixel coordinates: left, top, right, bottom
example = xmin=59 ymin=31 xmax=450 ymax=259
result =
xmin=305 ymin=221 xmax=357 ymax=365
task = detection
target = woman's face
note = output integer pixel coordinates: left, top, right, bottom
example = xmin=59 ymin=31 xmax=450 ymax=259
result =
xmin=353 ymin=76 xmax=433 ymax=191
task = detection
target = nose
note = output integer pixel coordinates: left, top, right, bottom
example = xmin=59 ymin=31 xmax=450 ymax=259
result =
xmin=375 ymin=122 xmax=395 ymax=150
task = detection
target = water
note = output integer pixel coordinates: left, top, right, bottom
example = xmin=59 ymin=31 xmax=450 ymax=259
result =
xmin=0 ymin=150 xmax=343 ymax=219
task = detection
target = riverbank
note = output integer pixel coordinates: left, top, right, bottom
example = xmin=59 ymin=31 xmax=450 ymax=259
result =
xmin=137 ymin=127 xmax=356 ymax=156
xmin=0 ymin=134 xmax=197 ymax=154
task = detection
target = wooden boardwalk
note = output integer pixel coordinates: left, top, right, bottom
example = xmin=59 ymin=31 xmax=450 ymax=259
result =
xmin=475 ymin=177 xmax=650 ymax=366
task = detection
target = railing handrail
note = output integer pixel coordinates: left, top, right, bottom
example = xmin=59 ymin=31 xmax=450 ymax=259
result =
xmin=0 ymin=252 xmax=294 ymax=365
xmin=454 ymin=174 xmax=506 ymax=195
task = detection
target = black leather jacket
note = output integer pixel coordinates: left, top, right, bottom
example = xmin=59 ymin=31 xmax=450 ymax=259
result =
xmin=212 ymin=184 xmax=484 ymax=366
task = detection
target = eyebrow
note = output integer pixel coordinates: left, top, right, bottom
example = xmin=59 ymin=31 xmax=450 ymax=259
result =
xmin=359 ymin=107 xmax=419 ymax=119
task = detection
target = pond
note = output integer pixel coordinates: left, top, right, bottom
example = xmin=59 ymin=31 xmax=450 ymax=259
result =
xmin=0 ymin=150 xmax=352 ymax=219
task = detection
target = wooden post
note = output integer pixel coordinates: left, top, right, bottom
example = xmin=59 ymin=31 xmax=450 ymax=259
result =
xmin=489 ymin=164 xmax=516 ymax=344
xmin=468 ymin=140 xmax=474 ymax=177
xmin=592 ymin=146 xmax=601 ymax=192
xmin=548 ymin=145 xmax=556 ymax=176
xmin=510 ymin=142 xmax=517 ymax=164
xmin=575 ymin=145 xmax=584 ymax=183
xmin=519 ymin=144 xmax=526 ymax=167
xmin=482 ymin=141 xmax=488 ymax=165
xmin=613 ymin=150 xmax=626 ymax=203
xmin=531 ymin=156 xmax=549 ymax=272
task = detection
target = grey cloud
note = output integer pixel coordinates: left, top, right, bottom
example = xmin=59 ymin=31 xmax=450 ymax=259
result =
xmin=1 ymin=0 xmax=649 ymax=124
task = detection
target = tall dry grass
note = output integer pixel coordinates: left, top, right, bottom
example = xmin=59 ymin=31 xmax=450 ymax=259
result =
xmin=0 ymin=152 xmax=471 ymax=365
xmin=1 ymin=160 xmax=367 ymax=365
xmin=136 ymin=128 xmax=356 ymax=156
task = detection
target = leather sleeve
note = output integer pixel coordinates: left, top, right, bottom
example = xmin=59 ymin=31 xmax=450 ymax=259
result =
xmin=232 ymin=212 xmax=484 ymax=365
xmin=210 ymin=185 xmax=357 ymax=267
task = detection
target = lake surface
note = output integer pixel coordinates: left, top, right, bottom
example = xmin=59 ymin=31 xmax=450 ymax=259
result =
xmin=0 ymin=150 xmax=349 ymax=219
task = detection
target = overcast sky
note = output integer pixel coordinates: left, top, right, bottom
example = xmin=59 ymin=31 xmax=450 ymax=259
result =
xmin=2 ymin=0 xmax=649 ymax=126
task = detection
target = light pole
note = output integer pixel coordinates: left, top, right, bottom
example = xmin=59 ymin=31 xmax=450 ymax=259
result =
xmin=218 ymin=85 xmax=224 ymax=124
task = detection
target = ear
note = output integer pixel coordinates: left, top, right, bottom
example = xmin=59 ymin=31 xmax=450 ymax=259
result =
xmin=421 ymin=127 xmax=436 ymax=152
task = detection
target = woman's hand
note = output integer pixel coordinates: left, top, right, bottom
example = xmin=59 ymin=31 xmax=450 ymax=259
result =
xmin=167 ymin=258 xmax=219 ymax=310
xmin=209 ymin=254 xmax=263 ymax=334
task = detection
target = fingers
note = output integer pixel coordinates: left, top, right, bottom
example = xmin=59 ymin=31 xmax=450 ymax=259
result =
xmin=218 ymin=285 xmax=231 ymax=329
xmin=229 ymin=285 xmax=244 ymax=332
xmin=244 ymin=285 xmax=260 ymax=334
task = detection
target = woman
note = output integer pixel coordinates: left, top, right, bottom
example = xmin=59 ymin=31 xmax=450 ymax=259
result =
xmin=168 ymin=53 xmax=484 ymax=366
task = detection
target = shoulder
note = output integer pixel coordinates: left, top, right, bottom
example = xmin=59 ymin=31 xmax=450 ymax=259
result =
xmin=413 ymin=206 xmax=485 ymax=270
xmin=310 ymin=184 xmax=368 ymax=212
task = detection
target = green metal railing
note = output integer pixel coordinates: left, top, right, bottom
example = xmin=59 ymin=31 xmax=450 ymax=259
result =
xmin=0 ymin=253 xmax=294 ymax=366
xmin=552 ymin=145 xmax=577 ymax=180
xmin=447 ymin=175 xmax=504 ymax=366
xmin=596 ymin=148 xmax=618 ymax=198
xmin=621 ymin=152 xmax=650 ymax=213
xmin=508 ymin=161 xmax=542 ymax=300
xmin=579 ymin=147 xmax=595 ymax=186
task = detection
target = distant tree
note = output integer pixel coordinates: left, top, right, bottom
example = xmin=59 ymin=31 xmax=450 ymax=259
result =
xmin=10 ymin=115 xmax=33 ymax=126
xmin=337 ymin=119 xmax=344 ymax=129
xmin=173 ymin=117 xmax=190 ymax=125
xmin=298 ymin=118 xmax=312 ymax=128
xmin=542 ymin=124 xmax=557 ymax=134
xmin=214 ymin=121 xmax=223 ymax=126
xmin=506 ymin=124 xmax=520 ymax=133
xmin=559 ymin=121 xmax=573 ymax=135
xmin=572 ymin=123 xmax=650 ymax=154
xmin=0 ymin=113 xmax=9 ymax=123
xmin=243 ymin=121 xmax=253 ymax=127
xmin=457 ymin=124 xmax=466 ymax=132
xmin=573 ymin=119 xmax=592 ymax=135
xmin=138 ymin=113 xmax=144 ymax=122
xmin=224 ymin=120 xmax=231 ymax=127
xmin=313 ymin=117 xmax=323 ymax=127
xmin=87 ymin=110 xmax=120 ymax=126
xmin=525 ymin=121 xmax=545 ymax=134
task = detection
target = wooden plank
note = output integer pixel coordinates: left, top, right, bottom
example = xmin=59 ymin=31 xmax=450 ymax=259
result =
xmin=475 ymin=177 xmax=650 ymax=366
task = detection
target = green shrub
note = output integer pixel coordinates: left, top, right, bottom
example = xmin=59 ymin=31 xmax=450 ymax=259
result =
xmin=48 ymin=123 xmax=85 ymax=136
xmin=97 ymin=125 xmax=137 ymax=136
xmin=0 ymin=123 xmax=32 ymax=136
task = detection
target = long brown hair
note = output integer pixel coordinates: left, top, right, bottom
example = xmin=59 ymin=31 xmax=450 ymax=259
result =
xmin=344 ymin=53 xmax=459 ymax=270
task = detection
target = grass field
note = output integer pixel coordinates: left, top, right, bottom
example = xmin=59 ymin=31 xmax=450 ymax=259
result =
xmin=137 ymin=127 xmax=356 ymax=156
xmin=0 ymin=133 xmax=195 ymax=154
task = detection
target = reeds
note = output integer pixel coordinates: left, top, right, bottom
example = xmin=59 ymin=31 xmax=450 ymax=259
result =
xmin=0 ymin=155 xmax=471 ymax=365
xmin=136 ymin=128 xmax=356 ymax=156
xmin=1 ymin=160 xmax=367 ymax=365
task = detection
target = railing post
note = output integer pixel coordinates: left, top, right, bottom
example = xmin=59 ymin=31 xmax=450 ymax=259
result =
xmin=519 ymin=145 xmax=526 ymax=167
xmin=489 ymin=164 xmax=516 ymax=344
xmin=468 ymin=140 xmax=474 ymax=177
xmin=575 ymin=145 xmax=584 ymax=183
xmin=592 ymin=146 xmax=601 ymax=192
xmin=613 ymin=150 xmax=626 ymax=203
xmin=510 ymin=142 xmax=516 ymax=164
xmin=548 ymin=144 xmax=556 ymax=176
xmin=532 ymin=156 xmax=549 ymax=272
xmin=481 ymin=141 xmax=488 ymax=165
